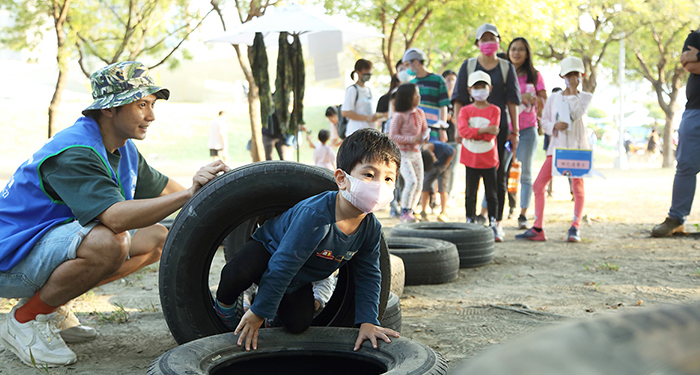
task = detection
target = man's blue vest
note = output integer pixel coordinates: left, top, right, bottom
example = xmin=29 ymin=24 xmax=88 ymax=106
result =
xmin=0 ymin=116 xmax=138 ymax=271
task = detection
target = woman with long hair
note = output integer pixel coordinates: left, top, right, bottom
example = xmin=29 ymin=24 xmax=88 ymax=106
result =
xmin=506 ymin=37 xmax=547 ymax=229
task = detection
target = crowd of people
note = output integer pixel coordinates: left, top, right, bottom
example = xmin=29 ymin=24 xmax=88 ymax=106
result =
xmin=322 ymin=23 xmax=593 ymax=243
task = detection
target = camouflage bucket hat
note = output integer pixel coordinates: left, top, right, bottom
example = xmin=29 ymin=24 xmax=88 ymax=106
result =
xmin=82 ymin=61 xmax=170 ymax=115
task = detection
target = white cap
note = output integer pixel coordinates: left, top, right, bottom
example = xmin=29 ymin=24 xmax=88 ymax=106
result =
xmin=468 ymin=70 xmax=492 ymax=87
xmin=402 ymin=48 xmax=427 ymax=63
xmin=560 ymin=57 xmax=585 ymax=76
xmin=476 ymin=23 xmax=499 ymax=41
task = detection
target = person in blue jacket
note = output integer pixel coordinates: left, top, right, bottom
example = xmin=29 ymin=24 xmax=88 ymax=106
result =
xmin=214 ymin=128 xmax=401 ymax=352
xmin=0 ymin=61 xmax=228 ymax=367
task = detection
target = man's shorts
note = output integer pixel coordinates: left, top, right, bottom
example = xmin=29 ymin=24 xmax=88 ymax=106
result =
xmin=423 ymin=164 xmax=452 ymax=193
xmin=0 ymin=221 xmax=97 ymax=298
xmin=210 ymin=149 xmax=223 ymax=157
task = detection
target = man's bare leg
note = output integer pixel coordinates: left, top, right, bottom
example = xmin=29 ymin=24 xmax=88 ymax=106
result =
xmin=37 ymin=224 xmax=130 ymax=307
xmin=97 ymin=224 xmax=166 ymax=286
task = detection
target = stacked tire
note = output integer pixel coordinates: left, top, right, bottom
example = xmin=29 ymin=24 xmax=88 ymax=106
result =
xmin=390 ymin=222 xmax=494 ymax=268
xmin=385 ymin=237 xmax=459 ymax=286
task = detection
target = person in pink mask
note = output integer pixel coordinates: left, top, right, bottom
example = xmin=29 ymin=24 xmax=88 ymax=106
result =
xmin=451 ymin=23 xmax=521 ymax=242
xmin=213 ymin=128 xmax=400 ymax=352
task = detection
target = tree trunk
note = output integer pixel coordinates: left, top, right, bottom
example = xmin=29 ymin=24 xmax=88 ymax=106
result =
xmin=232 ymin=44 xmax=264 ymax=162
xmin=48 ymin=0 xmax=71 ymax=138
xmin=48 ymin=66 xmax=68 ymax=138
xmin=662 ymin=111 xmax=675 ymax=168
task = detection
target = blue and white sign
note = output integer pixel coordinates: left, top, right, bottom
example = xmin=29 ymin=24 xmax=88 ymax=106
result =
xmin=552 ymin=148 xmax=594 ymax=178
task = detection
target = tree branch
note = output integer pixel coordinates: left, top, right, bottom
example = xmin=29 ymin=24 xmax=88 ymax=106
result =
xmin=149 ymin=9 xmax=214 ymax=69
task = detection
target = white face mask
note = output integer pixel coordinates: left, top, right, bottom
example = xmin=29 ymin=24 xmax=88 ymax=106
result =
xmin=340 ymin=171 xmax=395 ymax=214
xmin=398 ymin=69 xmax=416 ymax=83
xmin=471 ymin=88 xmax=490 ymax=102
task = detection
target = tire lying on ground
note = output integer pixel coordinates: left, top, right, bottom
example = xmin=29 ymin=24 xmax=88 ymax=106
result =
xmin=148 ymin=327 xmax=447 ymax=375
xmin=390 ymin=222 xmax=494 ymax=268
xmin=386 ymin=237 xmax=459 ymax=285
xmin=379 ymin=291 xmax=402 ymax=332
xmin=159 ymin=161 xmax=391 ymax=344
xmin=449 ymin=302 xmax=700 ymax=375
xmin=389 ymin=254 xmax=405 ymax=297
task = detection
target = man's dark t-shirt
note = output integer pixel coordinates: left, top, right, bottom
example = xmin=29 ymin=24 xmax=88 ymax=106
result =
xmin=40 ymin=148 xmax=169 ymax=226
xmin=684 ymin=30 xmax=700 ymax=109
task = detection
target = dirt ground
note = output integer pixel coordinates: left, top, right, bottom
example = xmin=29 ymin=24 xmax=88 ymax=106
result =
xmin=2 ymin=159 xmax=700 ymax=374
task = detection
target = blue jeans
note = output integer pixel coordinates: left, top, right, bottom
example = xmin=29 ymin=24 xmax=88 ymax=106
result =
xmin=517 ymin=126 xmax=538 ymax=209
xmin=669 ymin=109 xmax=700 ymax=223
xmin=0 ymin=221 xmax=97 ymax=298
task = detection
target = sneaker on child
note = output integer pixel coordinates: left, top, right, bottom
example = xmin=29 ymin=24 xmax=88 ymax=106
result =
xmin=214 ymin=296 xmax=243 ymax=331
xmin=517 ymin=215 xmax=529 ymax=230
xmin=0 ymin=305 xmax=77 ymax=367
xmin=567 ymin=226 xmax=581 ymax=242
xmin=515 ymin=228 xmax=547 ymax=241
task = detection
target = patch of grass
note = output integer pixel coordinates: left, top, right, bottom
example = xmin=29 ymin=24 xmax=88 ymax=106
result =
xmin=29 ymin=348 xmax=58 ymax=375
xmin=584 ymin=281 xmax=603 ymax=291
xmin=688 ymin=268 xmax=700 ymax=277
xmin=76 ymin=290 xmax=98 ymax=303
xmin=598 ymin=262 xmax=619 ymax=271
xmin=138 ymin=302 xmax=159 ymax=313
xmin=91 ymin=303 xmax=130 ymax=324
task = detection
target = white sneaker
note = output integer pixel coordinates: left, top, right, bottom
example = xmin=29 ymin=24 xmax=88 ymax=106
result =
xmin=54 ymin=305 xmax=97 ymax=343
xmin=0 ymin=305 xmax=77 ymax=367
xmin=494 ymin=224 xmax=505 ymax=242
xmin=18 ymin=298 xmax=97 ymax=344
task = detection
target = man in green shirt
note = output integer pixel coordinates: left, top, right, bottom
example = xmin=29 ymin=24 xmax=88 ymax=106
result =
xmin=0 ymin=61 xmax=229 ymax=367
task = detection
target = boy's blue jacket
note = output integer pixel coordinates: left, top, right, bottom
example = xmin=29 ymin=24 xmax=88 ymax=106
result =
xmin=251 ymin=191 xmax=382 ymax=325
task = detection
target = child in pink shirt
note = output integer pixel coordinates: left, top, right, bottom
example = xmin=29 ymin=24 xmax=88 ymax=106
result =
xmin=459 ymin=71 xmax=501 ymax=240
xmin=389 ymin=83 xmax=429 ymax=223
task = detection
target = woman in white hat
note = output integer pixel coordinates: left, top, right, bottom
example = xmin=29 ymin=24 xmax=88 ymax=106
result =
xmin=516 ymin=56 xmax=593 ymax=243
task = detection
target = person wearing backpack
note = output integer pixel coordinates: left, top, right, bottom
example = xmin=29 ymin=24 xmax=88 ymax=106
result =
xmin=341 ymin=59 xmax=379 ymax=137
xmin=451 ymin=23 xmax=521 ymax=242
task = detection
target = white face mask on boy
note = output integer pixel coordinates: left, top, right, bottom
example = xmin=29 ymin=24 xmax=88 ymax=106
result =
xmin=471 ymin=88 xmax=490 ymax=102
xmin=340 ymin=171 xmax=395 ymax=214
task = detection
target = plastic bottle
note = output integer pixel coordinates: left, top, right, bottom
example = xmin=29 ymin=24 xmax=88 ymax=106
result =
xmin=508 ymin=160 xmax=521 ymax=194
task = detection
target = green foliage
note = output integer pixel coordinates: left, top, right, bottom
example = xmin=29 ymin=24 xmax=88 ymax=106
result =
xmin=0 ymin=0 xmax=53 ymax=51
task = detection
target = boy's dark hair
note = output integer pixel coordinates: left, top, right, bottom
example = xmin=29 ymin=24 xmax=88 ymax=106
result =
xmin=442 ymin=69 xmax=457 ymax=78
xmin=325 ymin=106 xmax=337 ymax=117
xmin=337 ymin=128 xmax=401 ymax=174
xmin=318 ymin=129 xmax=330 ymax=143
xmin=394 ymin=83 xmax=417 ymax=113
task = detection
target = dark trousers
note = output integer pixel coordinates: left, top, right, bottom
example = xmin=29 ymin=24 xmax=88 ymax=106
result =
xmin=217 ymin=240 xmax=315 ymax=333
xmin=466 ymin=166 xmax=498 ymax=224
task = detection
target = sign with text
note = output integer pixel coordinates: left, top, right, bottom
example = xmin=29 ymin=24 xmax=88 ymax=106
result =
xmin=553 ymin=148 xmax=593 ymax=178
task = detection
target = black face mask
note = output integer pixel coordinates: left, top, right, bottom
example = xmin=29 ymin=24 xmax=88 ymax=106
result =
xmin=361 ymin=73 xmax=372 ymax=83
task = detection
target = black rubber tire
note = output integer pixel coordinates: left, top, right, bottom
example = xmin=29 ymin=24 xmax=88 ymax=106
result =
xmin=450 ymin=302 xmax=700 ymax=375
xmin=390 ymin=222 xmax=494 ymax=268
xmin=386 ymin=237 xmax=459 ymax=285
xmin=148 ymin=327 xmax=447 ymax=375
xmin=379 ymin=291 xmax=402 ymax=332
xmin=389 ymin=254 xmax=405 ymax=297
xmin=159 ymin=161 xmax=391 ymax=345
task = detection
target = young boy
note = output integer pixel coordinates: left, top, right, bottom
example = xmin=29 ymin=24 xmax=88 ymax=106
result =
xmin=306 ymin=129 xmax=336 ymax=170
xmin=458 ymin=71 xmax=501 ymax=240
xmin=214 ymin=128 xmax=401 ymax=351
xmin=419 ymin=141 xmax=455 ymax=221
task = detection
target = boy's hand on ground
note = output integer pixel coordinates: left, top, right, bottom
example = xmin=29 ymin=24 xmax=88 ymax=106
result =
xmin=234 ymin=309 xmax=264 ymax=351
xmin=189 ymin=160 xmax=230 ymax=196
xmin=353 ymin=323 xmax=400 ymax=351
